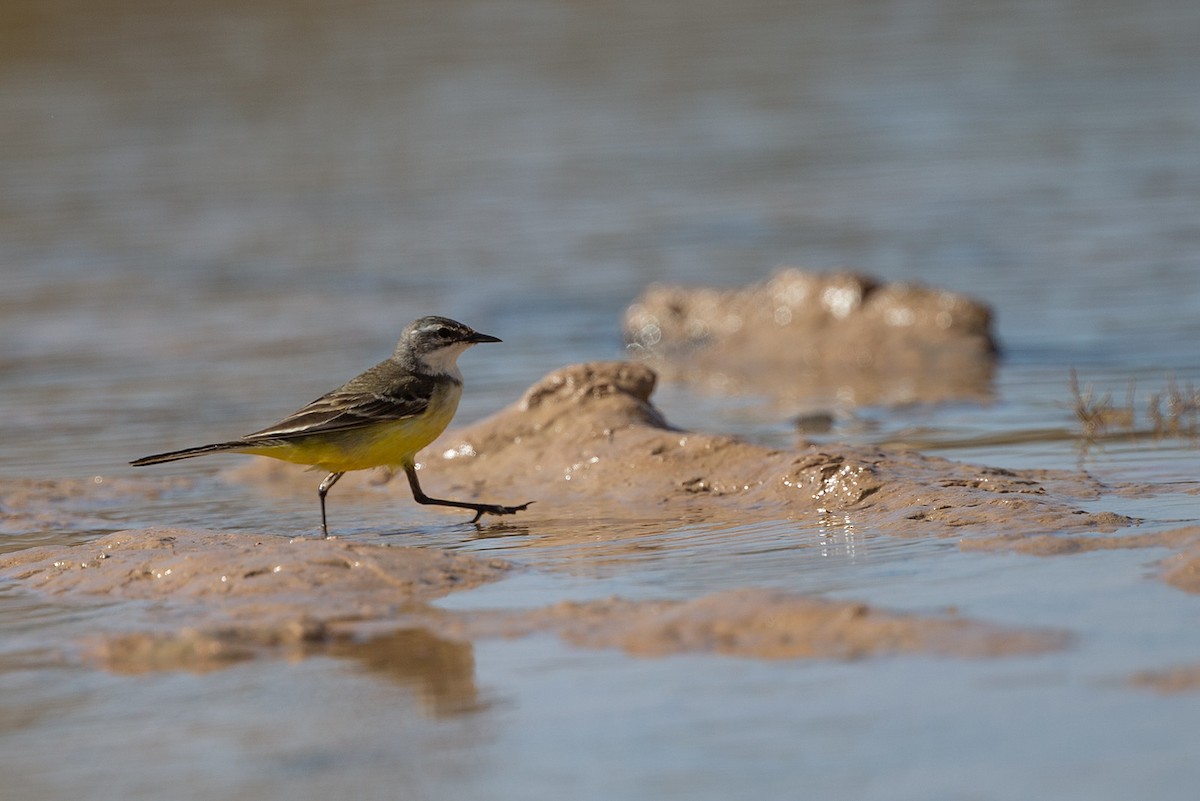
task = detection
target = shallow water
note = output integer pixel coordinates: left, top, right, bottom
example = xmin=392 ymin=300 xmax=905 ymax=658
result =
xmin=3 ymin=1 xmax=1200 ymax=799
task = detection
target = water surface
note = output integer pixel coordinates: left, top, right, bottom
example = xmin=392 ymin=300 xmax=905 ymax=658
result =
xmin=2 ymin=1 xmax=1199 ymax=799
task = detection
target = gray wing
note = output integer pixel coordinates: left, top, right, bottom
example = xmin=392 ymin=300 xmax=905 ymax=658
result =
xmin=242 ymin=361 xmax=437 ymax=441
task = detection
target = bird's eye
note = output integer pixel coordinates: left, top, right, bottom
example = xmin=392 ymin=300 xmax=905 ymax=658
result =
xmin=436 ymin=326 xmax=453 ymax=338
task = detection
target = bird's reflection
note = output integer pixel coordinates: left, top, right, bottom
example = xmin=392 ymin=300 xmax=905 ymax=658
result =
xmin=322 ymin=627 xmax=486 ymax=718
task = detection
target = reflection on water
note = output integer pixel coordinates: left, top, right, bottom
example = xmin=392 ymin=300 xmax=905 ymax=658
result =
xmin=323 ymin=627 xmax=485 ymax=718
xmin=440 ymin=509 xmax=938 ymax=603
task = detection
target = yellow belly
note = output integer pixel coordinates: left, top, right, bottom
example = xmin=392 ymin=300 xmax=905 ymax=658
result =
xmin=241 ymin=382 xmax=462 ymax=472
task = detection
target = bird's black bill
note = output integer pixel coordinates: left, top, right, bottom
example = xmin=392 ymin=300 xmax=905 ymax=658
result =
xmin=469 ymin=331 xmax=502 ymax=344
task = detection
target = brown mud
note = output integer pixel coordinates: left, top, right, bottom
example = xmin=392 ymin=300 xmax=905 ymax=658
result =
xmin=0 ymin=358 xmax=1161 ymax=678
xmin=336 ymin=360 xmax=1128 ymax=541
xmin=444 ymin=588 xmax=1067 ymax=660
xmin=0 ymin=271 xmax=1182 ymax=682
xmin=623 ymin=268 xmax=998 ymax=405
xmin=0 ymin=475 xmax=192 ymax=547
xmin=962 ymin=526 xmax=1200 ymax=595
xmin=963 ymin=525 xmax=1200 ymax=693
xmin=0 ymin=528 xmax=1066 ymax=679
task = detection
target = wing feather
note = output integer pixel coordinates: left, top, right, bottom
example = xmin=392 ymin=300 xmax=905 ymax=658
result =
xmin=242 ymin=361 xmax=440 ymax=442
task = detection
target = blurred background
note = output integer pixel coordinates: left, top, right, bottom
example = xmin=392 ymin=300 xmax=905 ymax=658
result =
xmin=3 ymin=4 xmax=1200 ymax=800
xmin=3 ymin=0 xmax=1199 ymax=478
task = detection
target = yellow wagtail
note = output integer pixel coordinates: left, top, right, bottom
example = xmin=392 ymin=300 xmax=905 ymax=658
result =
xmin=131 ymin=316 xmax=532 ymax=536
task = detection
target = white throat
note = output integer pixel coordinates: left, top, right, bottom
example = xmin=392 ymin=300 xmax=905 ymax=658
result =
xmin=418 ymin=342 xmax=470 ymax=380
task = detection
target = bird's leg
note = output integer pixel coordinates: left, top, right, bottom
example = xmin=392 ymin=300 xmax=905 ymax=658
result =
xmin=402 ymin=463 xmax=532 ymax=523
xmin=317 ymin=471 xmax=345 ymax=537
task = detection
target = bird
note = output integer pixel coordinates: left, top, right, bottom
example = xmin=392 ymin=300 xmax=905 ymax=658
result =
xmin=131 ymin=315 xmax=532 ymax=536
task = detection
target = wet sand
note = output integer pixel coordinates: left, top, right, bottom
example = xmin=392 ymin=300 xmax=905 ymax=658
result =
xmin=4 ymin=357 xmax=1182 ymax=679
xmin=1 ymin=526 xmax=1066 ymax=672
xmin=230 ymin=358 xmax=1131 ymax=541
xmin=3 ymin=271 xmax=1189 ymax=683
xmin=5 ymin=1 xmax=1200 ymax=796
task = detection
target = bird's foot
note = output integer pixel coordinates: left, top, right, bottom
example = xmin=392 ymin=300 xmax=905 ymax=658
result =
xmin=470 ymin=501 xmax=534 ymax=524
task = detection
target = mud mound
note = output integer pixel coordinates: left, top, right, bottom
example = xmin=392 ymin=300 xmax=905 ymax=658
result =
xmin=413 ymin=362 xmax=1129 ymax=540
xmin=623 ymin=268 xmax=997 ymax=404
xmin=224 ymin=361 xmax=1131 ymax=541
xmin=454 ymin=588 xmax=1066 ymax=660
xmin=0 ymin=527 xmax=510 ymax=611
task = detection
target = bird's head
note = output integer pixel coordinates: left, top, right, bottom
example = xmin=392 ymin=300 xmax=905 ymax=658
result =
xmin=396 ymin=316 xmax=501 ymax=377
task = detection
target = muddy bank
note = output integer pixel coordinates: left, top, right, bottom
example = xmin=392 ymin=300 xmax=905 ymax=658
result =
xmin=217 ymin=362 xmax=1132 ymax=559
xmin=962 ymin=526 xmax=1200 ymax=595
xmin=0 ymin=360 xmax=1145 ymax=679
xmin=0 ymin=528 xmax=1065 ymax=678
xmin=290 ymin=361 xmax=1129 ymax=544
xmin=0 ymin=527 xmax=508 ymax=697
xmin=959 ymin=526 xmax=1200 ymax=557
xmin=957 ymin=526 xmax=1200 ymax=693
xmin=447 ymin=588 xmax=1066 ymax=660
xmin=0 ymin=475 xmax=191 ymax=547
xmin=622 ymin=268 xmax=997 ymax=405
xmin=0 ymin=527 xmax=508 ymax=610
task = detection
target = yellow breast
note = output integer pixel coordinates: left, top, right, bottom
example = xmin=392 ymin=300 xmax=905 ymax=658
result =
xmin=241 ymin=381 xmax=463 ymax=473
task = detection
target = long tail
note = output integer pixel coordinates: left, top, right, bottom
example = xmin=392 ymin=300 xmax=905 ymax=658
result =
xmin=130 ymin=441 xmax=248 ymax=467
